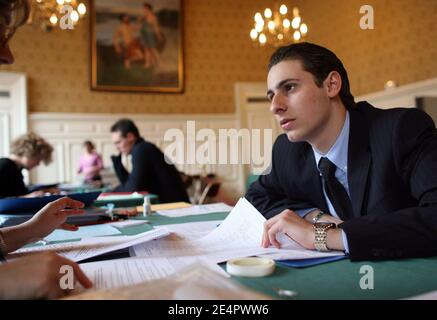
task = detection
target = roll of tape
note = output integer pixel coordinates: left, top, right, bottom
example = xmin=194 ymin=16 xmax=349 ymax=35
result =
xmin=226 ymin=257 xmax=275 ymax=277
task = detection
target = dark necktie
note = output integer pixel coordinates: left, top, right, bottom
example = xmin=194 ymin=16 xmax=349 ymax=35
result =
xmin=318 ymin=157 xmax=354 ymax=221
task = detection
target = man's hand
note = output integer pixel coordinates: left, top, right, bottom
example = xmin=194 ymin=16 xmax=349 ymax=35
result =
xmin=0 ymin=252 xmax=93 ymax=300
xmin=262 ymin=209 xmax=315 ymax=250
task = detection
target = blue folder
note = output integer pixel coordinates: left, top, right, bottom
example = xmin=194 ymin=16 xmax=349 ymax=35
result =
xmin=277 ymin=255 xmax=347 ymax=268
xmin=0 ymin=191 xmax=101 ymax=215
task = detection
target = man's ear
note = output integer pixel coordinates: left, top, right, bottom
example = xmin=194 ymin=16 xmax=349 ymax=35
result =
xmin=126 ymin=132 xmax=136 ymax=142
xmin=324 ymin=71 xmax=342 ymax=98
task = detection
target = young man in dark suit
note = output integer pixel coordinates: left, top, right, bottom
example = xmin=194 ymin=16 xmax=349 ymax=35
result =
xmin=246 ymin=42 xmax=437 ymax=261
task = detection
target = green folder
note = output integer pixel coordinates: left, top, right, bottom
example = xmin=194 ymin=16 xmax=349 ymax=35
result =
xmin=93 ymin=193 xmax=159 ymax=208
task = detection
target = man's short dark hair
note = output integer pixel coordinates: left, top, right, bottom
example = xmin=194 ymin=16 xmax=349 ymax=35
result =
xmin=111 ymin=119 xmax=140 ymax=138
xmin=268 ymin=42 xmax=356 ymax=110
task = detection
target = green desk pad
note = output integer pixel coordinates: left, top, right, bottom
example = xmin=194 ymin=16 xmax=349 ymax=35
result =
xmin=232 ymin=257 xmax=437 ymax=300
xmin=116 ymin=222 xmax=153 ymax=236
xmin=131 ymin=212 xmax=437 ymax=299
xmin=93 ymin=194 xmax=159 ymax=208
xmin=132 ymin=212 xmax=229 ymax=226
xmin=31 ymin=209 xmax=437 ymax=300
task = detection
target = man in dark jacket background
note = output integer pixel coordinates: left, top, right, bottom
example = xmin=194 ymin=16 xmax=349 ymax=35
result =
xmin=110 ymin=118 xmax=189 ymax=203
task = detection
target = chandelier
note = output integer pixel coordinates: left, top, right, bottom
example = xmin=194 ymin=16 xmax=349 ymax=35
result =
xmin=30 ymin=0 xmax=87 ymax=31
xmin=250 ymin=4 xmax=308 ymax=47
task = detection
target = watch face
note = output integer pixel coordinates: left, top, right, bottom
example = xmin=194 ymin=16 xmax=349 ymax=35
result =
xmin=315 ymin=222 xmax=336 ymax=229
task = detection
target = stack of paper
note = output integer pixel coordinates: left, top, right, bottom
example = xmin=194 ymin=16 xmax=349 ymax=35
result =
xmin=9 ymin=228 xmax=170 ymax=262
xmin=405 ymin=290 xmax=437 ymax=300
xmin=132 ymin=198 xmax=344 ymax=263
xmin=79 ymin=256 xmax=229 ymax=290
xmin=73 ymin=198 xmax=345 ymax=293
xmin=156 ymin=202 xmax=233 ymax=217
xmin=67 ymin=264 xmax=271 ymax=300
xmin=153 ymin=220 xmax=222 ymax=241
xmin=94 ymin=192 xmax=154 ymax=207
xmin=97 ymin=192 xmax=145 ymax=201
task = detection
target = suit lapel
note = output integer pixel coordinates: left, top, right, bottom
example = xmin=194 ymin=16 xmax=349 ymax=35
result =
xmin=299 ymin=144 xmax=329 ymax=212
xmin=347 ymin=107 xmax=372 ymax=217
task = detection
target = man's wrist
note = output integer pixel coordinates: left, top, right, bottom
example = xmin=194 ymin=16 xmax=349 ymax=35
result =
xmin=326 ymin=228 xmax=345 ymax=251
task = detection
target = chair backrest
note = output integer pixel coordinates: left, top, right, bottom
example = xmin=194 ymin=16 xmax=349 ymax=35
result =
xmin=246 ymin=174 xmax=259 ymax=191
xmin=198 ymin=181 xmax=221 ymax=205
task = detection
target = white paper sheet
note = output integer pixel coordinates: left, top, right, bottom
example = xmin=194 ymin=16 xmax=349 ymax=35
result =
xmin=256 ymin=232 xmax=344 ymax=260
xmin=133 ymin=198 xmax=344 ymax=262
xmin=10 ymin=228 xmax=170 ymax=262
xmin=108 ymin=220 xmax=149 ymax=228
xmin=157 ymin=202 xmax=233 ymax=217
xmin=97 ymin=192 xmax=144 ymax=201
xmin=405 ymin=290 xmax=437 ymax=300
xmin=44 ymin=224 xmax=122 ymax=242
xmin=80 ymin=256 xmax=229 ymax=290
xmin=155 ymin=220 xmax=222 ymax=240
xmin=67 ymin=264 xmax=270 ymax=300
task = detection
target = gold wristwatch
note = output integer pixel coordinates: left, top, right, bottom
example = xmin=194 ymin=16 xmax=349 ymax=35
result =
xmin=311 ymin=210 xmax=326 ymax=224
xmin=314 ymin=222 xmax=336 ymax=252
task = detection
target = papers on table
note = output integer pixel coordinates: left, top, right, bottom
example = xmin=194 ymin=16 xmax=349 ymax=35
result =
xmin=67 ymin=264 xmax=270 ymax=300
xmin=108 ymin=220 xmax=149 ymax=228
xmin=256 ymin=232 xmax=344 ymax=260
xmin=97 ymin=192 xmax=145 ymax=201
xmin=9 ymin=228 xmax=170 ymax=262
xmin=156 ymin=202 xmax=233 ymax=217
xmin=405 ymin=290 xmax=437 ymax=300
xmin=154 ymin=220 xmax=222 ymax=241
xmin=132 ymin=198 xmax=344 ymax=263
xmin=80 ymin=256 xmax=229 ymax=290
xmin=44 ymin=224 xmax=122 ymax=242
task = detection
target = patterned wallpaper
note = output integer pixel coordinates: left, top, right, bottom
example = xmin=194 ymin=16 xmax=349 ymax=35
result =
xmin=1 ymin=0 xmax=436 ymax=114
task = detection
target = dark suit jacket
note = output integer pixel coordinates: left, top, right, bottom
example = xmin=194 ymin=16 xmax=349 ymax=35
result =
xmin=246 ymin=102 xmax=437 ymax=261
xmin=0 ymin=158 xmax=28 ymax=198
xmin=112 ymin=138 xmax=189 ymax=203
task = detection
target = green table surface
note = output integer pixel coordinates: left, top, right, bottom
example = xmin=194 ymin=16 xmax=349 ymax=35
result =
xmin=139 ymin=211 xmax=437 ymax=300
xmin=132 ymin=211 xmax=229 ymax=226
xmin=33 ymin=209 xmax=437 ymax=300
xmin=235 ymin=257 xmax=437 ymax=300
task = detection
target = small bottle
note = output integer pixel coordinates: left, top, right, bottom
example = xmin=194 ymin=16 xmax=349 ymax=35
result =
xmin=142 ymin=196 xmax=151 ymax=217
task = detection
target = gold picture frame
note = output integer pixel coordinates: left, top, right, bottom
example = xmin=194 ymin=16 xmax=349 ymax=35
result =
xmin=90 ymin=0 xmax=184 ymax=93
